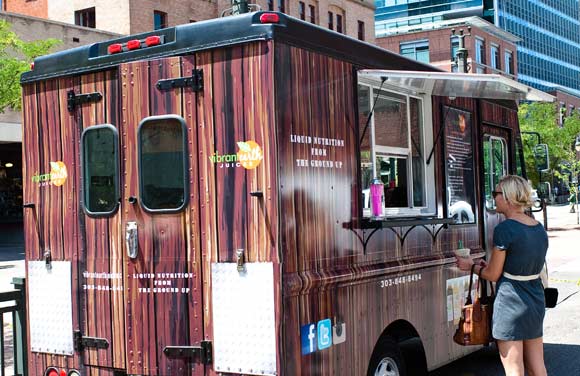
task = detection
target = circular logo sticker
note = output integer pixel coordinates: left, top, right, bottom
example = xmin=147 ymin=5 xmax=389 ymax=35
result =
xmin=236 ymin=141 xmax=263 ymax=170
xmin=50 ymin=161 xmax=68 ymax=186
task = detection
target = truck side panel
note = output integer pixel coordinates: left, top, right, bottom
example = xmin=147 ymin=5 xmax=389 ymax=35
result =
xmin=275 ymin=44 xmax=495 ymax=374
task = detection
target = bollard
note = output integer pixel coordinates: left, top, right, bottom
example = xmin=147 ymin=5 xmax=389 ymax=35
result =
xmin=11 ymin=277 xmax=27 ymax=376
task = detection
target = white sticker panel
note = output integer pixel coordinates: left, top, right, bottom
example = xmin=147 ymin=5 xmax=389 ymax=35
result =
xmin=212 ymin=262 xmax=276 ymax=375
xmin=28 ymin=261 xmax=74 ymax=355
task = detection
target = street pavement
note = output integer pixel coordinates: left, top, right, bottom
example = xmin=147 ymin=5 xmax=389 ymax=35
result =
xmin=431 ymin=204 xmax=580 ymax=376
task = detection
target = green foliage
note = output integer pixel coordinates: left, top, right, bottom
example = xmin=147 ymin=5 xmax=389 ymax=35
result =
xmin=0 ymin=20 xmax=60 ymax=112
xmin=518 ymin=102 xmax=580 ymax=188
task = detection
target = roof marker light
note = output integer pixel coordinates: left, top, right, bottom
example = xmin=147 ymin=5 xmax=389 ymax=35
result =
xmin=127 ymin=39 xmax=141 ymax=50
xmin=108 ymin=43 xmax=123 ymax=54
xmin=145 ymin=36 xmax=162 ymax=47
xmin=259 ymin=13 xmax=280 ymax=24
xmin=30 ymin=62 xmax=35 ymax=70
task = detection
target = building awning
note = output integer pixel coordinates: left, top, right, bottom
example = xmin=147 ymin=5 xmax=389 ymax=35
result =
xmin=358 ymin=70 xmax=555 ymax=102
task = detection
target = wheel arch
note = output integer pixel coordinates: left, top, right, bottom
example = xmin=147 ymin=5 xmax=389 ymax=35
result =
xmin=370 ymin=319 xmax=428 ymax=375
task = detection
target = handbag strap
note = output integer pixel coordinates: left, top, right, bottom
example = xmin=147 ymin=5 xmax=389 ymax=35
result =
xmin=466 ymin=264 xmax=476 ymax=305
xmin=477 ymin=265 xmax=495 ymax=298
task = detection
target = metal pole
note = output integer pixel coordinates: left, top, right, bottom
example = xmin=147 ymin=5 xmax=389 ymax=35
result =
xmin=576 ymin=183 xmax=580 ymax=225
xmin=543 ymin=198 xmax=548 ymax=231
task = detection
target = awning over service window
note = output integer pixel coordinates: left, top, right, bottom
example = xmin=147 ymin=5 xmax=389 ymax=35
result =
xmin=358 ymin=70 xmax=555 ymax=102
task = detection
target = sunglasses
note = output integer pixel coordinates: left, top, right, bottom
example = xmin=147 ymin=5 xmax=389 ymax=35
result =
xmin=492 ymin=191 xmax=503 ymax=199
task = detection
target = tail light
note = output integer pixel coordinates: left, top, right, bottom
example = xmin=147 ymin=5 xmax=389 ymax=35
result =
xmin=44 ymin=368 xmax=59 ymax=376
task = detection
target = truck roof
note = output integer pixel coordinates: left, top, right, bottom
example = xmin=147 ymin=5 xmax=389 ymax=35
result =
xmin=21 ymin=11 xmax=437 ymax=84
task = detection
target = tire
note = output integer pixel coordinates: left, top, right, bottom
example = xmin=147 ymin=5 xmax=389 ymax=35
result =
xmin=367 ymin=337 xmax=406 ymax=376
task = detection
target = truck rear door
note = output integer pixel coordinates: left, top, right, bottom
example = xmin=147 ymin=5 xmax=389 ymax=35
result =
xmin=119 ymin=57 xmax=205 ymax=375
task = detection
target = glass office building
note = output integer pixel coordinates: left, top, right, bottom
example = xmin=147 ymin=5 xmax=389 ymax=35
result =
xmin=376 ymin=0 xmax=580 ymax=93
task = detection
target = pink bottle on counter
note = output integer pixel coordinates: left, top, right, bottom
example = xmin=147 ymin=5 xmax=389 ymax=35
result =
xmin=370 ymin=178 xmax=384 ymax=218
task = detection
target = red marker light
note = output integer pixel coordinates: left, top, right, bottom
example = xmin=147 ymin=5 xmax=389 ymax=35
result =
xmin=127 ymin=39 xmax=141 ymax=50
xmin=145 ymin=36 xmax=161 ymax=47
xmin=30 ymin=62 xmax=35 ymax=70
xmin=259 ymin=13 xmax=280 ymax=24
xmin=108 ymin=43 xmax=123 ymax=54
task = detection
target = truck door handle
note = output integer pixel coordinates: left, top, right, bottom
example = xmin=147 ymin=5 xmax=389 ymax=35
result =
xmin=125 ymin=222 xmax=138 ymax=259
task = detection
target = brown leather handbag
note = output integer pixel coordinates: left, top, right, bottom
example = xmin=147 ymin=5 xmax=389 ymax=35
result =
xmin=453 ymin=265 xmax=495 ymax=346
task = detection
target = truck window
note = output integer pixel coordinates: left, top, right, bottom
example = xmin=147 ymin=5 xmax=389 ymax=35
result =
xmin=81 ymin=124 xmax=119 ymax=215
xmin=138 ymin=115 xmax=188 ymax=212
xmin=358 ymin=84 xmax=434 ymax=217
xmin=483 ymin=135 xmax=508 ymax=210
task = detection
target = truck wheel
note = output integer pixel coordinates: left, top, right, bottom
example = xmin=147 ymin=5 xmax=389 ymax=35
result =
xmin=367 ymin=337 xmax=406 ymax=376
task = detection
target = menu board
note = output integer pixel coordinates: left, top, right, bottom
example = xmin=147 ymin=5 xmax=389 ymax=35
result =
xmin=444 ymin=107 xmax=475 ymax=224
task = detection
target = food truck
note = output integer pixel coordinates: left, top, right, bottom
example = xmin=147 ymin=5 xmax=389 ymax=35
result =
xmin=20 ymin=11 xmax=553 ymax=376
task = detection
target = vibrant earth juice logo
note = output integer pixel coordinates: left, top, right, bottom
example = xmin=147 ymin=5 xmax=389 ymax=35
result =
xmin=210 ymin=141 xmax=263 ymax=169
xmin=31 ymin=161 xmax=68 ymax=187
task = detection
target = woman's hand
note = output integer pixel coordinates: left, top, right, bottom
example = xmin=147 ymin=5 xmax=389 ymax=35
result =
xmin=455 ymin=255 xmax=474 ymax=271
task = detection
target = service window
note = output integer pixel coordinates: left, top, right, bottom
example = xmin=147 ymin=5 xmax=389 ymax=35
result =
xmin=358 ymin=83 xmax=435 ymax=217
xmin=483 ymin=135 xmax=508 ymax=210
xmin=138 ymin=115 xmax=188 ymax=212
xmin=444 ymin=107 xmax=476 ymax=224
xmin=81 ymin=124 xmax=120 ymax=215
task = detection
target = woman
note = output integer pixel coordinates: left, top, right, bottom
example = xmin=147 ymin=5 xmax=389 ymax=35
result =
xmin=456 ymin=175 xmax=548 ymax=376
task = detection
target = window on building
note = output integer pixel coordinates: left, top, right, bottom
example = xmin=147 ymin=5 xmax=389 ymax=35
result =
xmin=154 ymin=11 xmax=167 ymax=30
xmin=358 ymin=21 xmax=365 ymax=41
xmin=75 ymin=7 xmax=96 ymax=28
xmin=81 ymin=125 xmax=119 ymax=215
xmin=400 ymin=40 xmax=429 ymax=64
xmin=309 ymin=5 xmax=315 ymax=23
xmin=278 ymin=0 xmax=285 ymax=13
xmin=328 ymin=11 xmax=334 ymax=30
xmin=490 ymin=44 xmax=500 ymax=70
xmin=299 ymin=2 xmax=305 ymax=20
xmin=475 ymin=38 xmax=485 ymax=73
xmin=358 ymin=83 xmax=435 ymax=216
xmin=505 ymin=50 xmax=514 ymax=75
xmin=336 ymin=14 xmax=343 ymax=33
xmin=268 ymin=0 xmax=273 ymax=11
xmin=139 ymin=116 xmax=188 ymax=212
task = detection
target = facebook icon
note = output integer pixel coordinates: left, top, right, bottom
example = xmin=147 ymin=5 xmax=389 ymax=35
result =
xmin=317 ymin=319 xmax=332 ymax=350
xmin=301 ymin=323 xmax=317 ymax=355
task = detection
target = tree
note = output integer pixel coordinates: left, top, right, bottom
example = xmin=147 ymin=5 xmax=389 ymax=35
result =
xmin=518 ymin=102 xmax=580 ymax=190
xmin=0 ymin=20 xmax=60 ymax=112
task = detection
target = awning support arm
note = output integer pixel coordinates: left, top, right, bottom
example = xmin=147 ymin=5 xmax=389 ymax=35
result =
xmin=359 ymin=77 xmax=387 ymax=145
xmin=426 ymin=105 xmax=452 ymax=165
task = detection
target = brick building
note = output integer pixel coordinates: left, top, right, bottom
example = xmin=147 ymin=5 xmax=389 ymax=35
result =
xmin=2 ymin=0 xmax=375 ymax=42
xmin=376 ymin=17 xmax=519 ymax=79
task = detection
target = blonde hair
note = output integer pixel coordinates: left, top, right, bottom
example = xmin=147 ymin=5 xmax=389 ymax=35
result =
xmin=498 ymin=175 xmax=533 ymax=208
